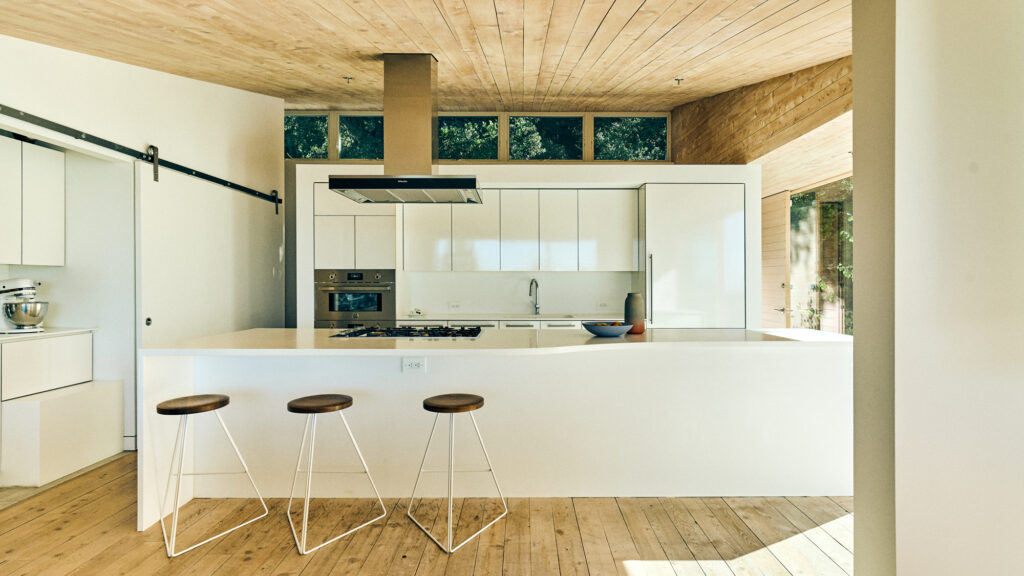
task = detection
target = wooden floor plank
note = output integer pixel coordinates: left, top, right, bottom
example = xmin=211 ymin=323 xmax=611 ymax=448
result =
xmin=502 ymin=498 xmax=531 ymax=576
xmin=633 ymin=498 xmax=706 ymax=576
xmin=0 ymin=459 xmax=857 ymax=576
xmin=724 ymin=497 xmax=846 ymax=576
xmin=828 ymin=497 xmax=853 ymax=515
xmin=786 ymin=498 xmax=853 ymax=553
xmin=659 ymin=498 xmax=733 ymax=576
xmin=614 ymin=499 xmax=676 ymax=576
xmin=473 ymin=498 xmax=507 ymax=576
xmin=551 ymin=498 xmax=589 ymax=576
xmin=571 ymin=498 xmax=617 ymax=576
xmin=528 ymin=498 xmax=558 ymax=576
xmin=764 ymin=498 xmax=852 ymax=575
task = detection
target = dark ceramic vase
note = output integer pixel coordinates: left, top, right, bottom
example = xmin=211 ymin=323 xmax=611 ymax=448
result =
xmin=624 ymin=292 xmax=646 ymax=334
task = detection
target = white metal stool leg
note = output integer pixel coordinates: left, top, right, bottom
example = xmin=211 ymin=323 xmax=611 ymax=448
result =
xmin=407 ymin=412 xmax=508 ymax=554
xmin=158 ymin=412 xmax=269 ymax=558
xmin=287 ymin=411 xmax=387 ymax=554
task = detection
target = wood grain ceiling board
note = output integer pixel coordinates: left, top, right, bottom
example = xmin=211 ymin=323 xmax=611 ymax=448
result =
xmin=0 ymin=0 xmax=851 ymax=111
xmin=751 ymin=110 xmax=852 ymax=197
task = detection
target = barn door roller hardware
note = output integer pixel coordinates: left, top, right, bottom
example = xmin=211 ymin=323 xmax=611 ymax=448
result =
xmin=0 ymin=103 xmax=281 ymax=212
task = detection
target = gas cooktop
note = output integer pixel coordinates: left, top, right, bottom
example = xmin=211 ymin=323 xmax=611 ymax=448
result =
xmin=332 ymin=326 xmax=482 ymax=338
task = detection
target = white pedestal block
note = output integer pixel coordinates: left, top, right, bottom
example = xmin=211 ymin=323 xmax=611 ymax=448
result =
xmin=1 ymin=380 xmax=123 ymax=486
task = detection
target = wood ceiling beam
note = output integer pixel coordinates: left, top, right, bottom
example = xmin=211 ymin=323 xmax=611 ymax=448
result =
xmin=670 ymin=54 xmax=852 ymax=164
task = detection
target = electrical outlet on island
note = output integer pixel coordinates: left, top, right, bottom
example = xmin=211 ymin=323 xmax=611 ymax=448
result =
xmin=448 ymin=301 xmax=461 ymax=311
xmin=402 ymin=357 xmax=427 ymax=374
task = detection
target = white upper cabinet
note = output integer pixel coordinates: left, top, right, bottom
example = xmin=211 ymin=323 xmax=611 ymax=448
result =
xmin=500 ymin=189 xmax=539 ymax=271
xmin=314 ymin=183 xmax=394 ymax=216
xmin=0 ymin=137 xmax=21 ymax=264
xmin=314 ymin=215 xmax=355 ymax=269
xmin=452 ymin=189 xmax=500 ymax=271
xmin=578 ymin=188 xmax=637 ymax=271
xmin=354 ymin=216 xmax=396 ymax=268
xmin=645 ymin=183 xmax=745 ymax=328
xmin=403 ymin=204 xmax=452 ymax=271
xmin=21 ymin=143 xmax=66 ymax=266
xmin=539 ymin=189 xmax=578 ymax=271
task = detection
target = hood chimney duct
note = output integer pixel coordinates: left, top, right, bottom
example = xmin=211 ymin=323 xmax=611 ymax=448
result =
xmin=383 ymin=54 xmax=438 ymax=175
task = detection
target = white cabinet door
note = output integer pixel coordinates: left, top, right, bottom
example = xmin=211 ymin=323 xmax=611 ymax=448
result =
xmin=500 ymin=189 xmax=539 ymax=270
xmin=578 ymin=188 xmax=637 ymax=271
xmin=403 ymin=204 xmax=452 ymax=271
xmin=354 ymin=216 xmax=396 ymax=268
xmin=539 ymin=189 xmax=578 ymax=271
xmin=0 ymin=137 xmax=21 ymax=264
xmin=646 ymin=183 xmax=745 ymax=328
xmin=452 ymin=189 xmax=500 ymax=271
xmin=314 ymin=183 xmax=394 ymax=216
xmin=21 ymin=143 xmax=65 ymax=266
xmin=314 ymin=215 xmax=355 ymax=269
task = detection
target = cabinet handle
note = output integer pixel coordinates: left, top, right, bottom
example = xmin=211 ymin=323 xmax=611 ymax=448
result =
xmin=648 ymin=253 xmax=654 ymax=326
xmin=506 ymin=324 xmax=535 ymax=328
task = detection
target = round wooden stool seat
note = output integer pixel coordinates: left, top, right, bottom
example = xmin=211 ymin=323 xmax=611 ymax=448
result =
xmin=156 ymin=394 xmax=230 ymax=416
xmin=288 ymin=394 xmax=354 ymax=414
xmin=423 ymin=393 xmax=484 ymax=414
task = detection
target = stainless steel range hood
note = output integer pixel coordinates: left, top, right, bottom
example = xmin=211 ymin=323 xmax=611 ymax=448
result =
xmin=329 ymin=175 xmax=481 ymax=204
xmin=330 ymin=54 xmax=482 ymax=204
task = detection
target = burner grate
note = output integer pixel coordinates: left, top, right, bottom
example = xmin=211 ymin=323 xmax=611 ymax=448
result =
xmin=333 ymin=326 xmax=482 ymax=338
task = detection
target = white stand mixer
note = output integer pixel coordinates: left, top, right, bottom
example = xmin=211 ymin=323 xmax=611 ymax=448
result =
xmin=0 ymin=278 xmax=47 ymax=334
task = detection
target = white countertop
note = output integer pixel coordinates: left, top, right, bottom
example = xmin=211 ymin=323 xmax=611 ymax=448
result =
xmin=0 ymin=327 xmax=95 ymax=344
xmin=402 ymin=313 xmax=621 ymax=321
xmin=140 ymin=327 xmax=853 ymax=357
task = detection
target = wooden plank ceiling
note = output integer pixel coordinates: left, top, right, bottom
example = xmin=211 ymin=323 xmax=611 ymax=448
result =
xmin=0 ymin=0 xmax=850 ymax=112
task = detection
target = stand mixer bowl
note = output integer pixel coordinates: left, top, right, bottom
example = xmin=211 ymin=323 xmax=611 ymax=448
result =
xmin=3 ymin=301 xmax=48 ymax=328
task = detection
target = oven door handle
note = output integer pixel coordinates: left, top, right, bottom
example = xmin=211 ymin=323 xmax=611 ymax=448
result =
xmin=317 ymin=286 xmax=393 ymax=293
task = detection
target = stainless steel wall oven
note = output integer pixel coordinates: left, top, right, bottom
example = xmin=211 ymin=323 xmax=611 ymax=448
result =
xmin=314 ymin=269 xmax=396 ymax=329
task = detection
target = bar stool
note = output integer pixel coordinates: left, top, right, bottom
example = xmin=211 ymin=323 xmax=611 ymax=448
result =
xmin=156 ymin=394 xmax=268 ymax=558
xmin=407 ymin=393 xmax=507 ymax=553
xmin=286 ymin=394 xmax=386 ymax=555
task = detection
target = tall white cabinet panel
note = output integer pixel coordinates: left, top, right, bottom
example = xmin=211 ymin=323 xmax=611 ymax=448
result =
xmin=354 ymin=216 xmax=396 ymax=268
xmin=403 ymin=204 xmax=452 ymax=271
xmin=452 ymin=189 xmax=500 ymax=271
xmin=539 ymin=189 xmax=579 ymax=270
xmin=21 ymin=144 xmax=65 ymax=266
xmin=578 ymin=189 xmax=637 ymax=271
xmin=645 ymin=183 xmax=745 ymax=328
xmin=500 ymin=189 xmax=539 ymax=271
xmin=0 ymin=138 xmax=21 ymax=264
xmin=314 ymin=215 xmax=355 ymax=269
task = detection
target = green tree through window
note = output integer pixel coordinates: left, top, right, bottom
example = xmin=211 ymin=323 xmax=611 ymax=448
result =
xmin=594 ymin=117 xmax=667 ymax=161
xmin=439 ymin=116 xmax=499 ymax=159
xmin=509 ymin=116 xmax=583 ymax=160
xmin=339 ymin=116 xmax=384 ymax=160
xmin=284 ymin=115 xmax=328 ymax=159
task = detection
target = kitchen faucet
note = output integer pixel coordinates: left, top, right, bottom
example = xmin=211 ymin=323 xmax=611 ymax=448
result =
xmin=529 ymin=278 xmax=540 ymax=315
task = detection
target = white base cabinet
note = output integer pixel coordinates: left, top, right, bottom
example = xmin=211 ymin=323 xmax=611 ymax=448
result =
xmin=1 ymin=333 xmax=93 ymax=400
xmin=0 ymin=380 xmax=123 ymax=486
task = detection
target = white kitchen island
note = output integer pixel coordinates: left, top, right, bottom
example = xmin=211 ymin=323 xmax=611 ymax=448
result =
xmin=137 ymin=328 xmax=852 ymax=529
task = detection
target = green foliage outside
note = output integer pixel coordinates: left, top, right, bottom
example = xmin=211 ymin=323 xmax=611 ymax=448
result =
xmin=339 ymin=116 xmax=384 ymax=160
xmin=594 ymin=117 xmax=668 ymax=160
xmin=509 ymin=116 xmax=583 ymax=160
xmin=439 ymin=116 xmax=499 ymax=159
xmin=284 ymin=115 xmax=328 ymax=159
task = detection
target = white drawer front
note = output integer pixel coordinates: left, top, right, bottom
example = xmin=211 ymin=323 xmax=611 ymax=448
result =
xmin=1 ymin=334 xmax=93 ymax=400
xmin=540 ymin=320 xmax=582 ymax=330
xmin=499 ymin=321 xmax=540 ymax=330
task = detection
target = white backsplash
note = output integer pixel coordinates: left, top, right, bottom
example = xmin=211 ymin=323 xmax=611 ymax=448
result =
xmin=397 ymin=271 xmax=633 ymax=317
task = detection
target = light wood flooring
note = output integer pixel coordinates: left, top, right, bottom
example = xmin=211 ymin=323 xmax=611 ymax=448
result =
xmin=0 ymin=453 xmax=854 ymax=575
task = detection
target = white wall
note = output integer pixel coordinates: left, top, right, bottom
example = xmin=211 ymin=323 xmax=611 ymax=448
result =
xmin=857 ymin=2 xmax=1024 ymax=574
xmin=0 ymin=34 xmax=285 ymax=446
xmin=294 ymin=163 xmax=761 ymax=327
xmin=892 ymin=2 xmax=1024 ymax=574
xmin=10 ymin=151 xmax=136 ymax=445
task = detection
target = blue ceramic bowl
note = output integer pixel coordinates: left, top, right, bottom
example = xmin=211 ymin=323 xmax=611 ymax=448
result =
xmin=582 ymin=322 xmax=633 ymax=337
